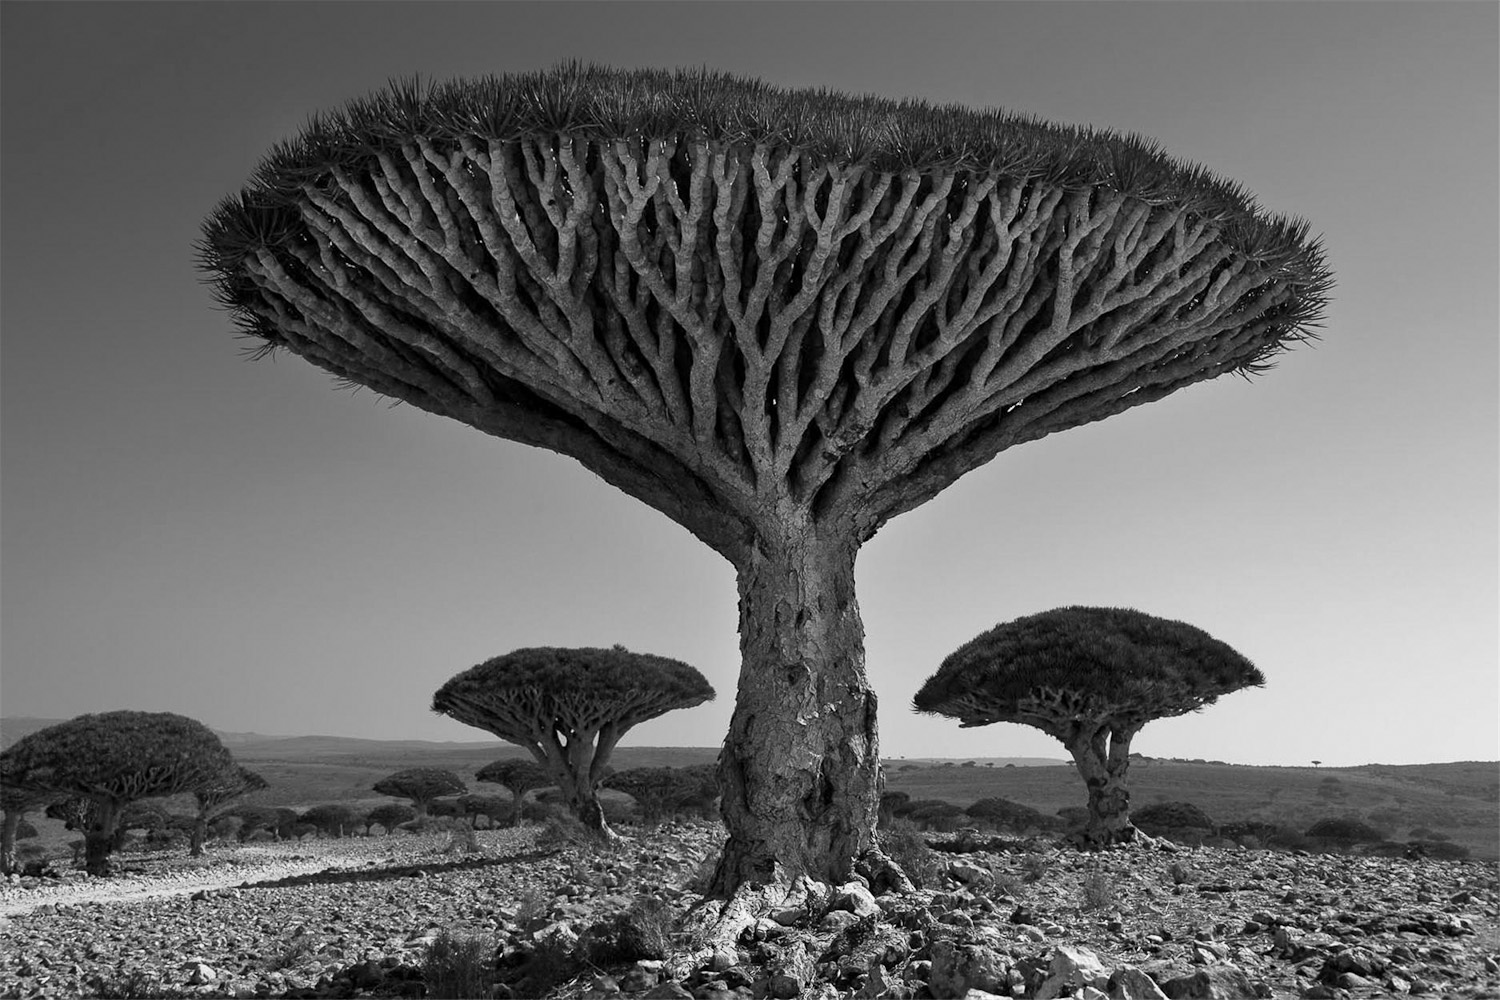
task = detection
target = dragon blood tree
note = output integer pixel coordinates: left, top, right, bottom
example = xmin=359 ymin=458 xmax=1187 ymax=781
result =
xmin=432 ymin=646 xmax=713 ymax=838
xmin=605 ymin=764 xmax=721 ymax=825
xmin=914 ymin=606 xmax=1264 ymax=846
xmin=0 ymin=711 xmax=235 ymax=874
xmin=475 ymin=758 xmax=550 ymax=826
xmin=191 ymin=764 xmax=268 ymax=856
xmin=199 ymin=65 xmax=1329 ymax=895
xmin=371 ymin=768 xmax=467 ymax=824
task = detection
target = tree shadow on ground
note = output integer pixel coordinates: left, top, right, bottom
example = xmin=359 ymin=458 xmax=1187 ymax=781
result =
xmin=233 ymin=849 xmax=558 ymax=890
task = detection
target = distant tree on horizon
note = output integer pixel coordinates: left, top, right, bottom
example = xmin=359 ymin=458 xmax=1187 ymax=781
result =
xmin=433 ymin=645 xmax=713 ymax=839
xmin=475 ymin=759 xmax=551 ymax=827
xmin=367 ymin=802 xmax=418 ymax=834
xmin=300 ymin=802 xmax=355 ymax=838
xmin=191 ymin=764 xmax=268 ymax=856
xmin=914 ymin=606 xmax=1263 ymax=846
xmin=372 ymin=768 xmax=467 ymax=824
xmin=603 ymin=764 xmax=719 ymax=825
xmin=0 ymin=711 xmax=235 ymax=874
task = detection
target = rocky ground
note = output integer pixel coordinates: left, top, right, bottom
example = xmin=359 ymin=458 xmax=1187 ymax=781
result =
xmin=0 ymin=824 xmax=1496 ymax=999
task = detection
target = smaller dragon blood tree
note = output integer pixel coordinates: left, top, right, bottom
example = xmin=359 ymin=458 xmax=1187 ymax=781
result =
xmin=604 ymin=764 xmax=720 ymax=825
xmin=433 ymin=646 xmax=714 ymax=839
xmin=191 ymin=764 xmax=267 ymax=857
xmin=0 ymin=711 xmax=236 ymax=875
xmin=914 ymin=606 xmax=1263 ymax=846
xmin=475 ymin=758 xmax=551 ymax=826
xmin=372 ymin=768 xmax=467 ymax=824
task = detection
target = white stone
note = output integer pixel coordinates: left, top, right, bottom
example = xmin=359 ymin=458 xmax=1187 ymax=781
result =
xmin=1035 ymin=945 xmax=1109 ymax=1000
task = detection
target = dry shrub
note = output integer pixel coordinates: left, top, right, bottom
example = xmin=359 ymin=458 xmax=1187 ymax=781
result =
xmin=1021 ymin=851 xmax=1051 ymax=883
xmin=439 ymin=819 xmax=481 ymax=855
xmin=263 ymin=935 xmax=317 ymax=971
xmin=880 ymin=818 xmax=942 ymax=889
xmin=1079 ymin=867 xmax=1115 ymax=911
xmin=424 ymin=929 xmax=495 ymax=999
xmin=580 ymin=897 xmax=674 ymax=964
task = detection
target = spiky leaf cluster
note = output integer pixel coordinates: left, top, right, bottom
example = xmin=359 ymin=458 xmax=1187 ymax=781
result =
xmin=913 ymin=606 xmax=1263 ymax=735
xmin=0 ymin=711 xmax=236 ymax=805
xmin=432 ymin=646 xmax=714 ymax=749
xmin=200 ymin=65 xmax=1330 ymax=554
xmin=372 ymin=767 xmax=467 ymax=804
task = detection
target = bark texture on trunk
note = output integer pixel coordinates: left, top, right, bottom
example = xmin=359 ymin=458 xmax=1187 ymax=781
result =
xmin=84 ymin=799 xmax=119 ymax=877
xmin=710 ymin=528 xmax=882 ymax=894
xmin=1066 ymin=725 xmax=1139 ymax=846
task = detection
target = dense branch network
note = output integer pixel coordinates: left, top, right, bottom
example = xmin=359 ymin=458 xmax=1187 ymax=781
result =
xmin=202 ymin=70 xmax=1329 ymax=553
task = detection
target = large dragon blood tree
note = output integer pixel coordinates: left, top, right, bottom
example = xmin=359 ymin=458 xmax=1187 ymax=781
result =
xmin=199 ymin=65 xmax=1330 ymax=897
xmin=914 ymin=606 xmax=1264 ymax=845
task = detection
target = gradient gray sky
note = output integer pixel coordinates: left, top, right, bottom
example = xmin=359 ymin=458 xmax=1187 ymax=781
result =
xmin=2 ymin=2 xmax=1495 ymax=766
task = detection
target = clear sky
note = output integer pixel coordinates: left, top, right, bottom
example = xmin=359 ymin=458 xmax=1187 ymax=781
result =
xmin=2 ymin=2 xmax=1495 ymax=767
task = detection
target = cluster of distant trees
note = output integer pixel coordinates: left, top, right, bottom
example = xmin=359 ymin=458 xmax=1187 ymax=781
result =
xmin=0 ymin=711 xmax=268 ymax=876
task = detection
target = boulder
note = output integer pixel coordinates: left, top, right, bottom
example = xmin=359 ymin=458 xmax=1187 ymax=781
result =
xmin=769 ymin=942 xmax=816 ymax=1000
xmin=928 ymin=940 xmax=1010 ymax=997
xmin=1158 ymin=965 xmax=1257 ymax=999
xmin=1034 ymin=945 xmax=1109 ymax=1000
xmin=833 ymin=881 xmax=882 ymax=917
xmin=1107 ymin=966 xmax=1169 ymax=1000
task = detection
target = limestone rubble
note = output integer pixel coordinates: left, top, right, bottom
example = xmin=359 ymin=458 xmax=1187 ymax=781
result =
xmin=0 ymin=825 xmax=1496 ymax=999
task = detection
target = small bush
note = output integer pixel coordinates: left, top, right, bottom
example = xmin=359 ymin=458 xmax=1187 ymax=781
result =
xmin=880 ymin=819 xmax=942 ymax=889
xmin=507 ymin=933 xmax=581 ymax=998
xmin=1131 ymin=801 xmax=1215 ymax=836
xmin=424 ymin=929 xmax=495 ymax=999
xmin=1407 ymin=839 xmax=1471 ymax=861
xmin=264 ymin=935 xmax=317 ymax=971
xmin=1021 ymin=852 xmax=1051 ymax=883
xmin=904 ymin=800 xmax=966 ymax=832
xmin=439 ymin=820 xmax=481 ymax=855
xmin=1079 ymin=867 xmax=1115 ymax=911
xmin=511 ymin=888 xmax=551 ymax=930
xmin=965 ymin=797 xmax=1048 ymax=832
xmin=1305 ymin=817 xmax=1385 ymax=847
xmin=991 ymin=873 xmax=1023 ymax=899
xmin=579 ymin=897 xmax=674 ymax=964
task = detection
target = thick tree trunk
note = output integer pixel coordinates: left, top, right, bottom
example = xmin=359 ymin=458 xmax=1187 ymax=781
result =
xmin=191 ymin=815 xmax=207 ymax=857
xmin=710 ymin=528 xmax=886 ymax=895
xmin=1066 ymin=725 xmax=1139 ymax=846
xmin=563 ymin=781 xmax=616 ymax=840
xmin=84 ymin=799 xmax=119 ymax=877
xmin=1 ymin=809 xmax=20 ymax=875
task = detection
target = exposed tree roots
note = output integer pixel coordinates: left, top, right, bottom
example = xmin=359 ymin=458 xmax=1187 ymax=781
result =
xmin=670 ymin=846 xmax=914 ymax=978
